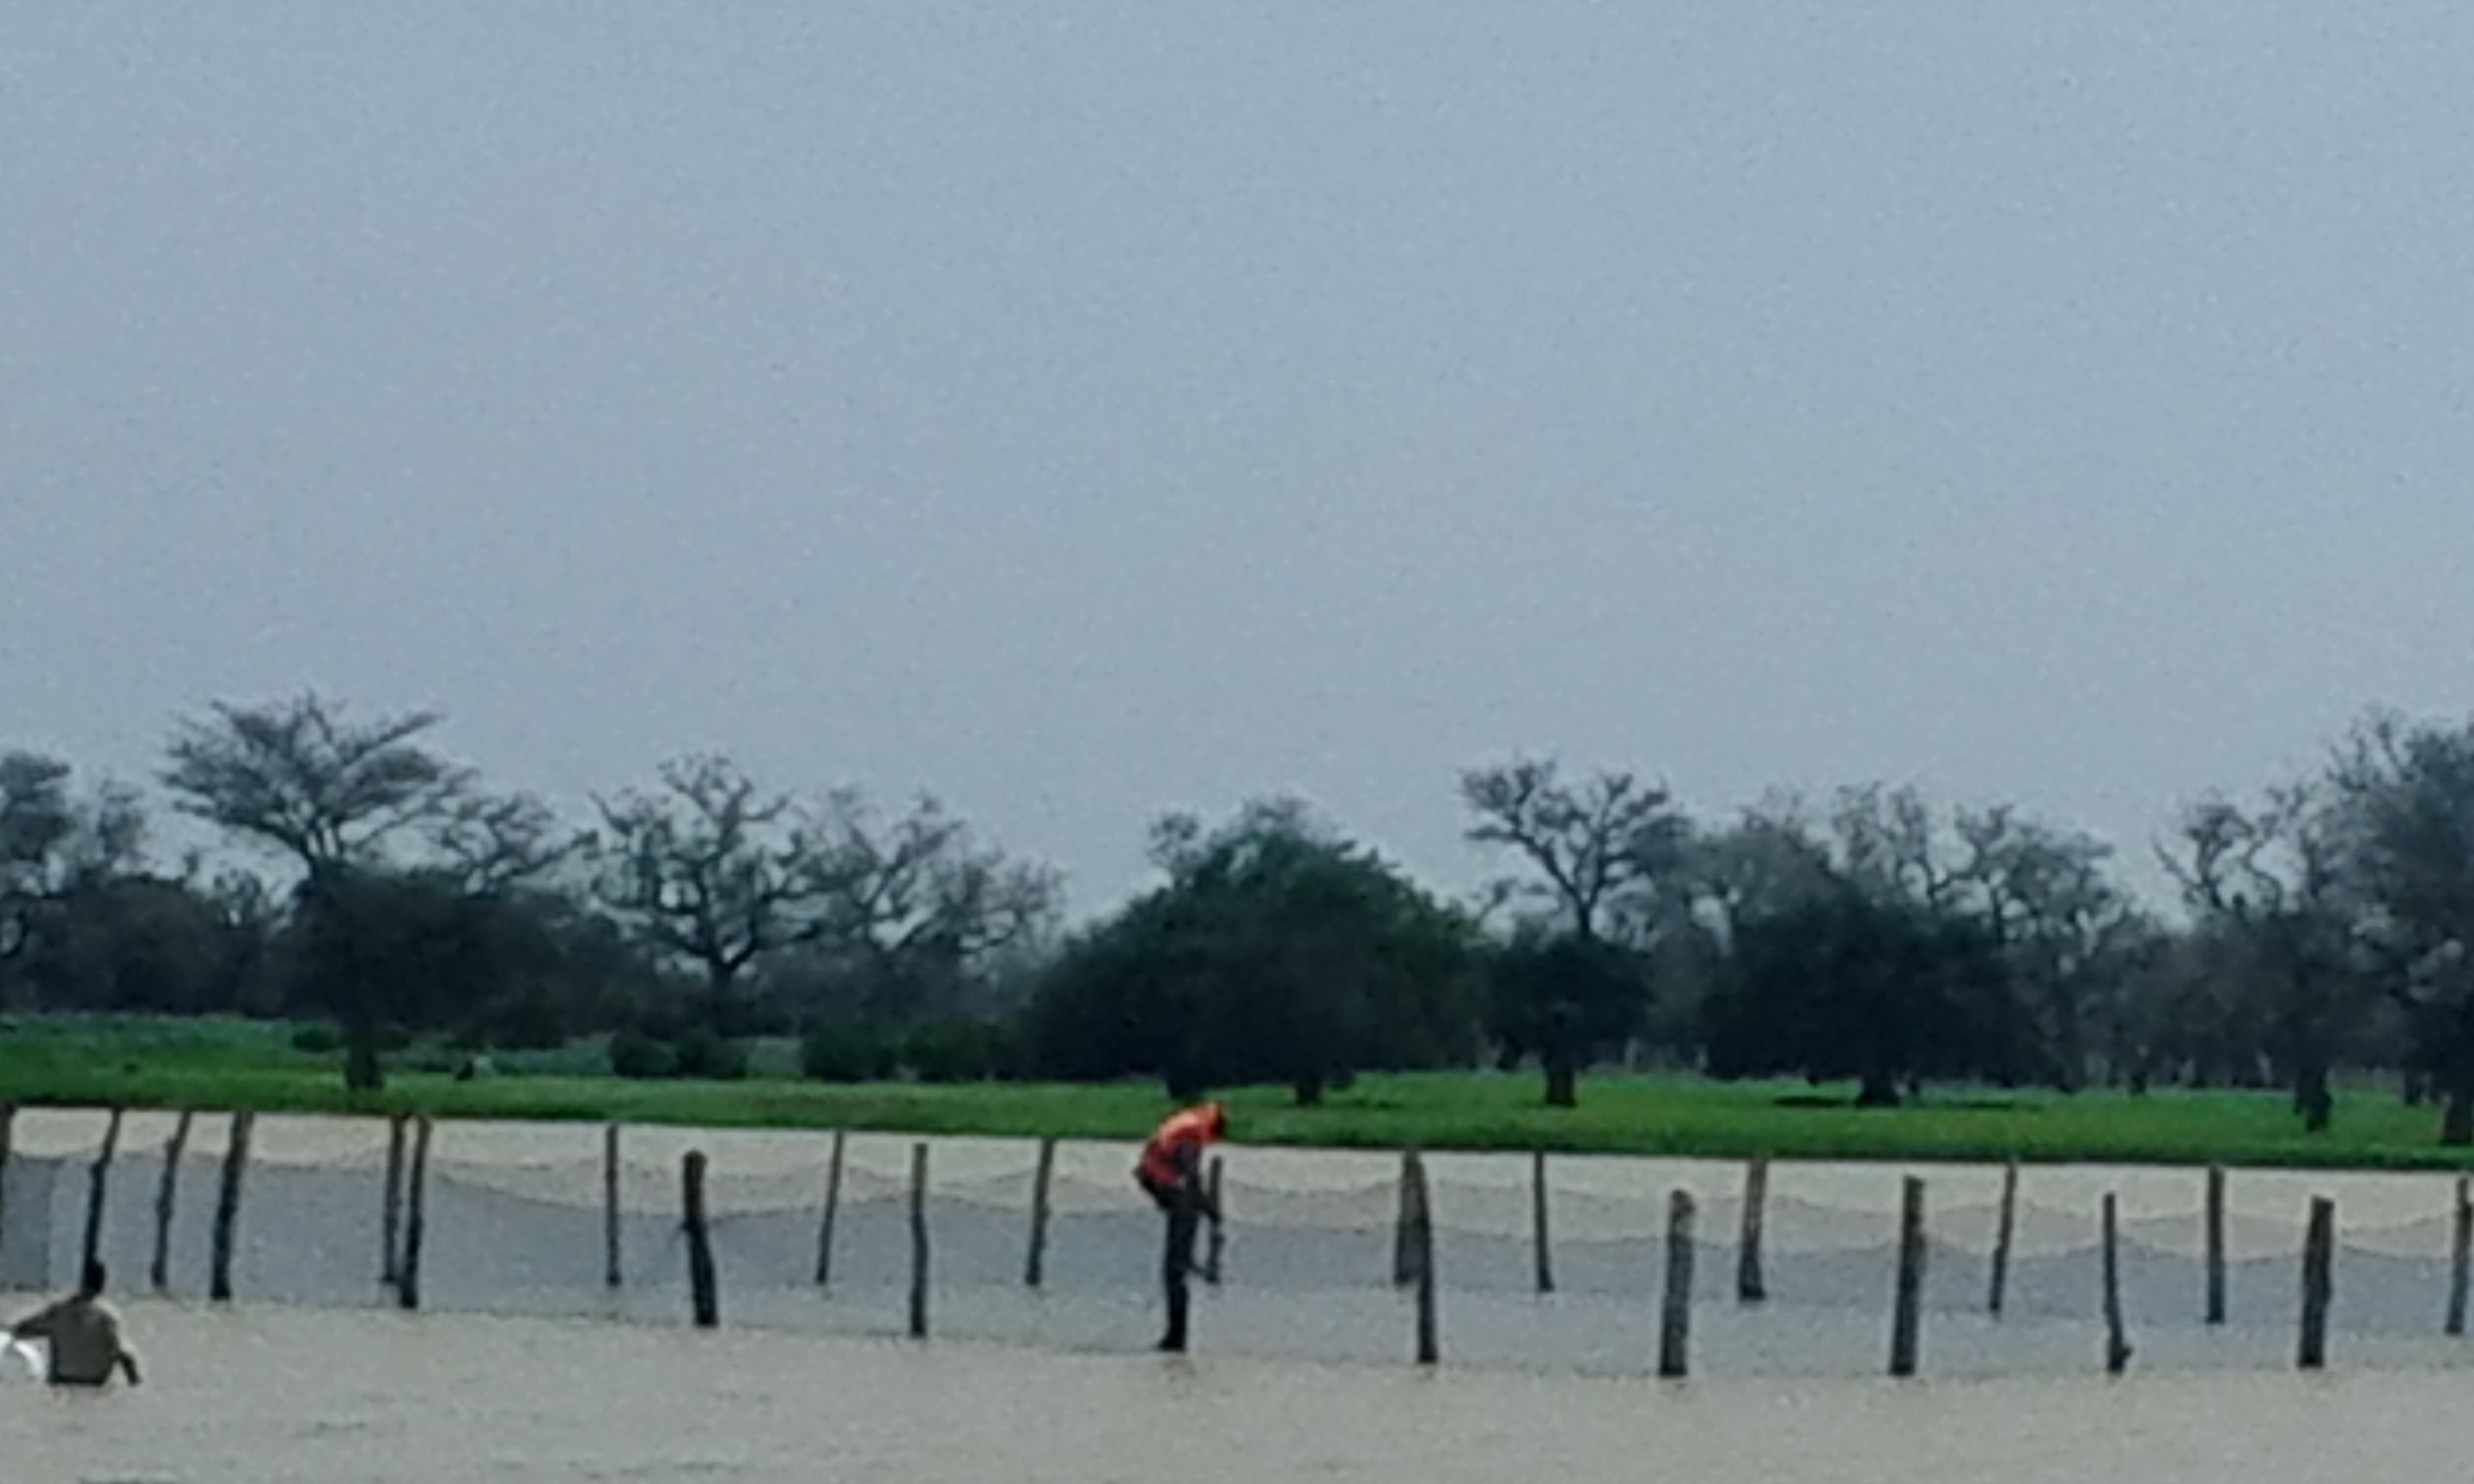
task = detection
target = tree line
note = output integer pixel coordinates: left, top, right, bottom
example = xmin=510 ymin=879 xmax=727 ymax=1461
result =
xmin=3 ymin=694 xmax=2473 ymax=1140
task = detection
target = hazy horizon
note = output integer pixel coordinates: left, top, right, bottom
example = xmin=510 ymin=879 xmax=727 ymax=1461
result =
xmin=7 ymin=3 xmax=2470 ymax=922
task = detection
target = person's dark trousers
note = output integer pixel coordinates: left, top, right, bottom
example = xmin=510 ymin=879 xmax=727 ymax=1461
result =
xmin=1157 ymin=1181 xmax=1202 ymax=1353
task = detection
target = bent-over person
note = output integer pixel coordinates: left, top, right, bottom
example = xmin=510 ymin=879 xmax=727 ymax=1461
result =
xmin=1135 ymin=1101 xmax=1227 ymax=1353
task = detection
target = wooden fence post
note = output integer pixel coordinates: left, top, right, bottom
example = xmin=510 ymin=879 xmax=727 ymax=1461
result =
xmin=2449 ymin=1177 xmax=2470 ymax=1338
xmin=1532 ymin=1151 xmax=1554 ymax=1294
xmin=2205 ymin=1165 xmax=2227 ymax=1325
xmin=907 ymin=1141 xmax=930 ymax=1340
xmin=814 ymin=1130 xmax=845 ymax=1287
xmin=0 ymin=1104 xmax=14 ymax=1247
xmin=2298 ymin=1195 xmax=2333 ymax=1371
xmin=2102 ymin=1192 xmax=2131 ymax=1374
xmin=82 ymin=1108 xmax=124 ymax=1277
xmin=1393 ymin=1152 xmax=1419 ymax=1287
xmin=683 ymin=1149 xmax=717 ymax=1329
xmin=149 ymin=1110 xmax=193 ymax=1294
xmin=1890 ymin=1176 xmax=1926 ymax=1378
xmin=1204 ymin=1154 xmax=1226 ymax=1285
xmin=1407 ymin=1152 xmax=1437 ymax=1366
xmin=209 ymin=1110 xmax=253 ymax=1302
xmin=603 ymin=1123 xmax=623 ymax=1290
xmin=380 ymin=1113 xmax=408 ymax=1288
xmin=1661 ymin=1189 xmax=1697 ymax=1378
xmin=1988 ymin=1159 xmax=2018 ymax=1317
xmin=1737 ymin=1157 xmax=1768 ymax=1304
xmin=1025 ymin=1135 xmax=1056 ymax=1288
xmin=398 ymin=1116 xmax=432 ymax=1312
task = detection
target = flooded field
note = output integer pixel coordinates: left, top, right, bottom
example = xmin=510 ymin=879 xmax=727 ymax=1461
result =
xmin=4 ymin=1299 xmax=2473 ymax=1484
xmin=9 ymin=1110 xmax=2474 ymax=1384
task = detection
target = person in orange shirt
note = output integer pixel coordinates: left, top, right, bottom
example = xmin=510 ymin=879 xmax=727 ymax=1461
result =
xmin=1135 ymin=1101 xmax=1226 ymax=1352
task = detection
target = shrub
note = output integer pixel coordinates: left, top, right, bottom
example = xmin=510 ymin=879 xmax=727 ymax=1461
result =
xmin=902 ymin=1019 xmax=1021 ymax=1084
xmin=609 ymin=1028 xmax=678 ymax=1080
xmin=801 ymin=1022 xmax=896 ymax=1083
xmin=673 ymin=1027 xmax=749 ymax=1081
xmin=290 ymin=1022 xmax=344 ymax=1055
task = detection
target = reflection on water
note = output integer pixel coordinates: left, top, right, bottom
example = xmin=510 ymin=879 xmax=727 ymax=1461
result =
xmin=0 ymin=1300 xmax=2466 ymax=1484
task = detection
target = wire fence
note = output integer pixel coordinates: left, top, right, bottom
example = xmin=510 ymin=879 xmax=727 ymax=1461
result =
xmin=6 ymin=1105 xmax=2474 ymax=1380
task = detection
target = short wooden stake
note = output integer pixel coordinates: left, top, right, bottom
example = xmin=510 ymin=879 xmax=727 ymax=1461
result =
xmin=380 ymin=1113 xmax=408 ymax=1287
xmin=2298 ymin=1195 xmax=2334 ymax=1370
xmin=2102 ymin=1192 xmax=2131 ymax=1374
xmin=149 ymin=1110 xmax=193 ymax=1294
xmin=1203 ymin=1153 xmax=1226 ymax=1285
xmin=602 ymin=1123 xmax=623 ymax=1290
xmin=1407 ymin=1152 xmax=1438 ymax=1365
xmin=398 ymin=1116 xmax=432 ymax=1311
xmin=1661 ymin=1189 xmax=1697 ymax=1378
xmin=81 ymin=1108 xmax=124 ymax=1276
xmin=1889 ymin=1176 xmax=1926 ymax=1378
xmin=1531 ymin=1150 xmax=1554 ymax=1294
xmin=813 ymin=1130 xmax=845 ymax=1287
xmin=683 ymin=1149 xmax=717 ymax=1328
xmin=907 ymin=1141 xmax=930 ymax=1339
xmin=2448 ymin=1177 xmax=2470 ymax=1338
xmin=1737 ymin=1157 xmax=1768 ymax=1304
xmin=1988 ymin=1159 xmax=2018 ymax=1317
xmin=1025 ymin=1135 xmax=1056 ymax=1287
xmin=2205 ymin=1165 xmax=2227 ymax=1325
xmin=209 ymin=1110 xmax=253 ymax=1302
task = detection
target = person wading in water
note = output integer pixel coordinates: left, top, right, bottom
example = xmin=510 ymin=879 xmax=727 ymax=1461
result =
xmin=5 ymin=1261 xmax=143 ymax=1389
xmin=1135 ymin=1101 xmax=1227 ymax=1353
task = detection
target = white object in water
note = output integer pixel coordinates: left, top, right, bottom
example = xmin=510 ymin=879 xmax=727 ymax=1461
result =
xmin=4 ymin=1337 xmax=42 ymax=1380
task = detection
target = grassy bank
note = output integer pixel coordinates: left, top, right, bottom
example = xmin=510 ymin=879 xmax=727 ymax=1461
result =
xmin=3 ymin=1014 xmax=2470 ymax=1171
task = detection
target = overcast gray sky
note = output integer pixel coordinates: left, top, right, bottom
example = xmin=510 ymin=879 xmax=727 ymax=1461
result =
xmin=5 ymin=3 xmax=2470 ymax=918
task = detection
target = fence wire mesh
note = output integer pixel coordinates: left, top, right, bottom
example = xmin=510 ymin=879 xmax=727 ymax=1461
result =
xmin=5 ymin=1108 xmax=2473 ymax=1379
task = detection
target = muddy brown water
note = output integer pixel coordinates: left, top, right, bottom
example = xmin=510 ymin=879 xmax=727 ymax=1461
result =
xmin=4 ymin=1299 xmax=2473 ymax=1483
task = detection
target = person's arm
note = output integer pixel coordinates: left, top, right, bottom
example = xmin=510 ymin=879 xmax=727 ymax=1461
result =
xmin=115 ymin=1347 xmax=142 ymax=1386
xmin=7 ymin=1302 xmax=64 ymax=1341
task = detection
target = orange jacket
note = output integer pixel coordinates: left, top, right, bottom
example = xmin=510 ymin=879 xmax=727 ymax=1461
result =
xmin=1136 ymin=1103 xmax=1224 ymax=1190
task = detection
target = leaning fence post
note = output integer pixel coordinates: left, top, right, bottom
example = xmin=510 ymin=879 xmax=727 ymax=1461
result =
xmin=398 ymin=1116 xmax=432 ymax=1312
xmin=1737 ymin=1157 xmax=1768 ymax=1304
xmin=2298 ymin=1195 xmax=2334 ymax=1370
xmin=814 ymin=1130 xmax=845 ymax=1288
xmin=683 ymin=1149 xmax=717 ymax=1329
xmin=82 ymin=1108 xmax=124 ymax=1277
xmin=1406 ymin=1152 xmax=1438 ymax=1365
xmin=2102 ymin=1192 xmax=2132 ymax=1374
xmin=1532 ymin=1150 xmax=1555 ymax=1294
xmin=1025 ymin=1135 xmax=1057 ymax=1288
xmin=380 ymin=1113 xmax=408 ymax=1288
xmin=2449 ymin=1177 xmax=2470 ymax=1338
xmin=149 ymin=1110 xmax=194 ymax=1294
xmin=602 ymin=1123 xmax=623 ymax=1290
xmin=209 ymin=1110 xmax=253 ymax=1302
xmin=1988 ymin=1159 xmax=2018 ymax=1317
xmin=907 ymin=1141 xmax=930 ymax=1339
xmin=1661 ymin=1189 xmax=1697 ymax=1378
xmin=2205 ymin=1165 xmax=2227 ymax=1325
xmin=1890 ymin=1176 xmax=1926 ymax=1378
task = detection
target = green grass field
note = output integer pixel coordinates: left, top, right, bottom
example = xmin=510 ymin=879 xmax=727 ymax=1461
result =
xmin=3 ymin=1014 xmax=2470 ymax=1171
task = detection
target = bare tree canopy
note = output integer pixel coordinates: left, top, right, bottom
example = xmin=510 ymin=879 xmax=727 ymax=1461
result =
xmin=591 ymin=754 xmax=828 ymax=1011
xmin=161 ymin=694 xmax=472 ymax=877
xmin=809 ymin=790 xmax=1063 ymax=1020
xmin=1459 ymin=758 xmax=1691 ymax=943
